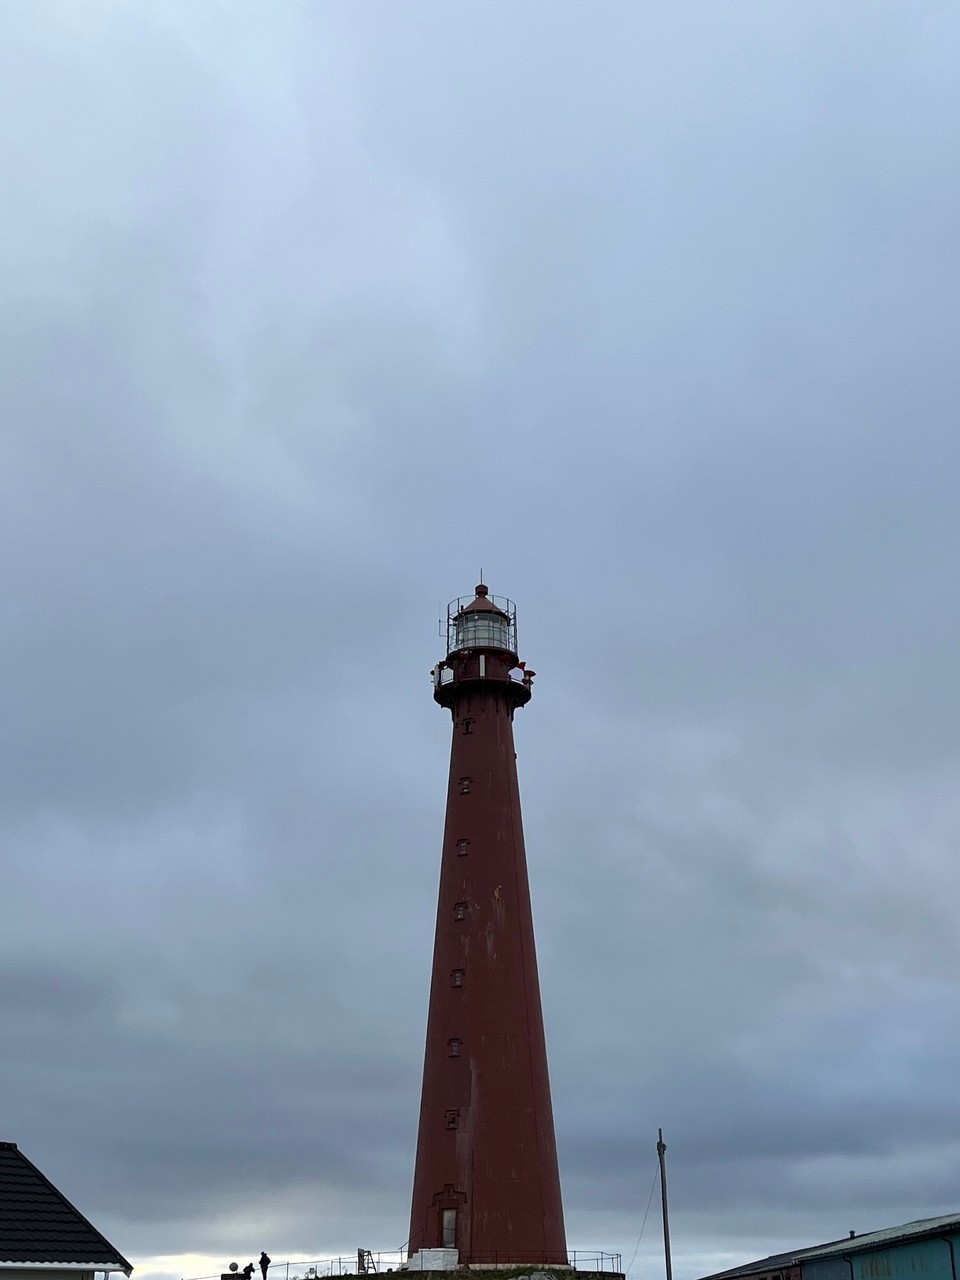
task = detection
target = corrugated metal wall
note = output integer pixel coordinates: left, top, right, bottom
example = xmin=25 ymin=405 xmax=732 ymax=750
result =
xmin=803 ymin=1237 xmax=958 ymax=1280
xmin=805 ymin=1256 xmax=854 ymax=1280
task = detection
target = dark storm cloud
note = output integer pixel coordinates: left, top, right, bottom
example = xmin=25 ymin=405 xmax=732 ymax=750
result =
xmin=2 ymin=2 xmax=960 ymax=1279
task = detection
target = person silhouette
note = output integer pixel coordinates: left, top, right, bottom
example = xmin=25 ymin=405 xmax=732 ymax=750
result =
xmin=242 ymin=1265 xmax=254 ymax=1280
xmin=259 ymin=1254 xmax=271 ymax=1280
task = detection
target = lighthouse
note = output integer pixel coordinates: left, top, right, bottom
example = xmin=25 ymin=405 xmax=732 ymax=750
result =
xmin=407 ymin=584 xmax=567 ymax=1268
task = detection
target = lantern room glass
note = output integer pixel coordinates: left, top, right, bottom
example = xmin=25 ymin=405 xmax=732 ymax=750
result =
xmin=454 ymin=611 xmax=510 ymax=651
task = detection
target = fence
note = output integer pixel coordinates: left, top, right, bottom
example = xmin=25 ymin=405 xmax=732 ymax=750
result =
xmin=189 ymin=1249 xmax=623 ymax=1280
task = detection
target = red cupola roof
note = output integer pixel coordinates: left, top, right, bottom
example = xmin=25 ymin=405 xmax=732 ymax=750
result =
xmin=458 ymin=583 xmax=508 ymax=616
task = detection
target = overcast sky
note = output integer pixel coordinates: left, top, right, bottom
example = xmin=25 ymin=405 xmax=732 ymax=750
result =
xmin=3 ymin=4 xmax=960 ymax=1280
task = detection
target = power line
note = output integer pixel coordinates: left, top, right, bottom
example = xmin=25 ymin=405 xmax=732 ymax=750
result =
xmin=624 ymin=1162 xmax=660 ymax=1280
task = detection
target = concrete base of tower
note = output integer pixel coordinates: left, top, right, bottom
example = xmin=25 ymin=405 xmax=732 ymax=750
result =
xmin=406 ymin=1251 xmax=461 ymax=1271
xmin=400 ymin=1268 xmax=623 ymax=1280
xmin=405 ymin=1253 xmax=583 ymax=1273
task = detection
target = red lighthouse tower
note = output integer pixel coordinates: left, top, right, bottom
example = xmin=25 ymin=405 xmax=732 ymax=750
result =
xmin=408 ymin=585 xmax=567 ymax=1268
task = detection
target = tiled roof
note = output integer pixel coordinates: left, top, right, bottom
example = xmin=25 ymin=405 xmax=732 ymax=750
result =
xmin=0 ymin=1142 xmax=131 ymax=1272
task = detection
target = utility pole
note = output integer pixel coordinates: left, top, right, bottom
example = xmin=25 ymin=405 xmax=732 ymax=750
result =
xmin=657 ymin=1128 xmax=673 ymax=1280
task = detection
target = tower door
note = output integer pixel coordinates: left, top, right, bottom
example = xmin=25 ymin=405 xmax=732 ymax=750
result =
xmin=441 ymin=1209 xmax=457 ymax=1248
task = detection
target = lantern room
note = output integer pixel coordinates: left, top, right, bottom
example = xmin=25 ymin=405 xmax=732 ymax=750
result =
xmin=446 ymin=584 xmax=519 ymax=656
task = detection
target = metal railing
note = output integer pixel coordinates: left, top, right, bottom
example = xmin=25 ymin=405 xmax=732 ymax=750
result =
xmin=185 ymin=1260 xmax=405 ymax=1280
xmin=443 ymin=594 xmax=520 ymax=658
xmin=188 ymin=1250 xmax=622 ymax=1280
xmin=449 ymin=1252 xmax=622 ymax=1271
xmin=432 ymin=663 xmax=531 ymax=688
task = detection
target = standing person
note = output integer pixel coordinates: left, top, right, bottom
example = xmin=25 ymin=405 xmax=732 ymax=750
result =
xmin=259 ymin=1254 xmax=271 ymax=1280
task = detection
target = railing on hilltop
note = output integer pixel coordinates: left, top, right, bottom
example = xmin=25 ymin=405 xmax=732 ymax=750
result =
xmin=187 ymin=1249 xmax=623 ymax=1280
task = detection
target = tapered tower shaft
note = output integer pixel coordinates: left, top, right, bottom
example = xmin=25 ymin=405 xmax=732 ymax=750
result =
xmin=408 ymin=586 xmax=566 ymax=1267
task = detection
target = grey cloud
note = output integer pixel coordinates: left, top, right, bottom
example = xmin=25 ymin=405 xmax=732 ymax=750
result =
xmin=2 ymin=2 xmax=959 ymax=1279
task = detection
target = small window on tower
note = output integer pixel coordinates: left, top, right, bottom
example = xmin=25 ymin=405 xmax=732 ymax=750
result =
xmin=462 ymin=718 xmax=473 ymax=735
xmin=456 ymin=838 xmax=470 ymax=856
xmin=451 ymin=968 xmax=464 ymax=987
xmin=448 ymin=1037 xmax=461 ymax=1057
xmin=454 ymin=901 xmax=467 ymax=920
xmin=458 ymin=776 xmax=472 ymax=794
xmin=444 ymin=1109 xmax=459 ymax=1130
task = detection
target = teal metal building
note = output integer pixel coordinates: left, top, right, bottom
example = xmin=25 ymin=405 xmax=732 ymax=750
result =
xmin=699 ymin=1214 xmax=960 ymax=1280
